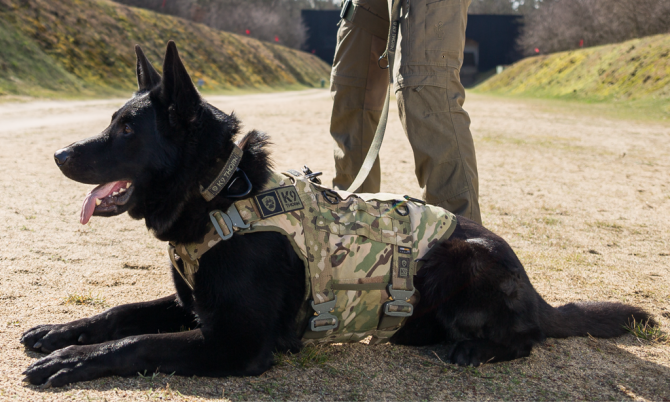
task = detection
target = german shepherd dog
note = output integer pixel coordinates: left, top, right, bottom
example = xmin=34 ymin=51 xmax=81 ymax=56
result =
xmin=21 ymin=42 xmax=654 ymax=387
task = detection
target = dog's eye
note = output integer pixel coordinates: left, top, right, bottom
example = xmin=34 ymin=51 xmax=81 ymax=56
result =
xmin=123 ymin=124 xmax=132 ymax=135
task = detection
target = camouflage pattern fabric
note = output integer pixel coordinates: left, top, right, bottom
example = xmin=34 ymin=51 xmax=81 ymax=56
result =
xmin=170 ymin=170 xmax=457 ymax=343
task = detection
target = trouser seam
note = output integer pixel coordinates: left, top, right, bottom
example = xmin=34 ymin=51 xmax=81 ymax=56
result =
xmin=443 ymin=77 xmax=474 ymax=220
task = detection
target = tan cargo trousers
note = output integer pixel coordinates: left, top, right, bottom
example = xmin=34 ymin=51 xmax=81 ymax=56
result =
xmin=329 ymin=0 xmax=481 ymax=223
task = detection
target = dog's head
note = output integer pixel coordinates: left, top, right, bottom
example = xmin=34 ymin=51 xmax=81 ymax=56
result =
xmin=54 ymin=42 xmax=246 ymax=232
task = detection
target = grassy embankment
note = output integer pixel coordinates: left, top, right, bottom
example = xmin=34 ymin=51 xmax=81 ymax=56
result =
xmin=475 ymin=34 xmax=670 ymax=121
xmin=0 ymin=0 xmax=331 ymax=99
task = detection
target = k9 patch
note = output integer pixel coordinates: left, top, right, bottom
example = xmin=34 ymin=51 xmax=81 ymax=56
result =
xmin=254 ymin=186 xmax=304 ymax=218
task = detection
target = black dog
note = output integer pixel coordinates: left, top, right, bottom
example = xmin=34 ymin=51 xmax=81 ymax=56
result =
xmin=20 ymin=42 xmax=654 ymax=387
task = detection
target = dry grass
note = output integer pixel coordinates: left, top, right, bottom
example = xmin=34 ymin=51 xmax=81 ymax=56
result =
xmin=0 ymin=90 xmax=668 ymax=400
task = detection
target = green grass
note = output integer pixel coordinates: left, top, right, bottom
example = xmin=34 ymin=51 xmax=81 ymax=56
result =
xmin=474 ymin=34 xmax=670 ymax=122
xmin=64 ymin=293 xmax=107 ymax=306
xmin=274 ymin=344 xmax=331 ymax=368
xmin=0 ymin=13 xmax=92 ymax=98
xmin=625 ymin=317 xmax=669 ymax=345
xmin=0 ymin=0 xmax=330 ymax=99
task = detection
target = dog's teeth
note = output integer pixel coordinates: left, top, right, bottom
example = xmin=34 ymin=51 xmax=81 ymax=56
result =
xmin=126 ymin=183 xmax=132 ymax=188
xmin=112 ymin=191 xmax=119 ymax=196
xmin=95 ymin=199 xmax=102 ymax=206
xmin=119 ymin=188 xmax=126 ymax=193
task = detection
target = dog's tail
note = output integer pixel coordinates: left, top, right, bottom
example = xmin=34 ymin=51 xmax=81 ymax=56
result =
xmin=538 ymin=298 xmax=656 ymax=338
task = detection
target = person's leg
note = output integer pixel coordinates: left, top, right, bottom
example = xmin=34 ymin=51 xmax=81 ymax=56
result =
xmin=395 ymin=0 xmax=481 ymax=223
xmin=330 ymin=0 xmax=389 ymax=193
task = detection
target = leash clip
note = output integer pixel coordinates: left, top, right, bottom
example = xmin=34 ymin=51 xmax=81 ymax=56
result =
xmin=378 ymin=54 xmax=389 ymax=69
xmin=302 ymin=165 xmax=322 ymax=184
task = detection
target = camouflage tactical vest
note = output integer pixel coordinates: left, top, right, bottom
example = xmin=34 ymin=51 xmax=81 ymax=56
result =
xmin=170 ymin=170 xmax=457 ymax=344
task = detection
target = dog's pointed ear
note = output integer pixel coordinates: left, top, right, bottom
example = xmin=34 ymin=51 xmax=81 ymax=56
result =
xmin=161 ymin=41 xmax=199 ymax=113
xmin=135 ymin=45 xmax=161 ymax=91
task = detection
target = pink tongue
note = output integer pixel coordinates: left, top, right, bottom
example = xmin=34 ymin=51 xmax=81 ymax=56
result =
xmin=80 ymin=182 xmax=122 ymax=225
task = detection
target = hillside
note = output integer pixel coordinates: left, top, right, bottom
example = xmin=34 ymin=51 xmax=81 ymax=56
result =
xmin=476 ymin=34 xmax=670 ymax=108
xmin=0 ymin=0 xmax=331 ymax=98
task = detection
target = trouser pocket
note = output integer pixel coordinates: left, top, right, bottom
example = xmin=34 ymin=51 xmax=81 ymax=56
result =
xmin=424 ymin=0 xmax=465 ymax=63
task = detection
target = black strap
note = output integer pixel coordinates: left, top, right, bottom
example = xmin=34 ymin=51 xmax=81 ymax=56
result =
xmin=346 ymin=0 xmax=402 ymax=192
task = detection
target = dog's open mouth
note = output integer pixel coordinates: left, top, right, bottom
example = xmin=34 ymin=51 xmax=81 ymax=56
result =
xmin=80 ymin=181 xmax=134 ymax=224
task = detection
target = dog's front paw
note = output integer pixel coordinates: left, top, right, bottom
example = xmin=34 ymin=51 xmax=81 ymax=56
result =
xmin=447 ymin=340 xmax=492 ymax=367
xmin=20 ymin=318 xmax=107 ymax=354
xmin=22 ymin=344 xmax=112 ymax=387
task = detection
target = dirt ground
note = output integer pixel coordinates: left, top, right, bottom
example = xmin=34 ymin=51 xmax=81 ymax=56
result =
xmin=0 ymin=89 xmax=668 ymax=401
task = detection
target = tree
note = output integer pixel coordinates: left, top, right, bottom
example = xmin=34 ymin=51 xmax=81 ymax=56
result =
xmin=518 ymin=0 xmax=670 ymax=55
xmin=112 ymin=0 xmax=339 ymax=49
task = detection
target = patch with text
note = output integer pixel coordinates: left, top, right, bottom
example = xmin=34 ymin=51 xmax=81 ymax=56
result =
xmin=254 ymin=186 xmax=304 ymax=218
xmin=398 ymin=246 xmax=411 ymax=254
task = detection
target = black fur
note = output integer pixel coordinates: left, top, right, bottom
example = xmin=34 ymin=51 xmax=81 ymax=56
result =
xmin=21 ymin=42 xmax=655 ymax=387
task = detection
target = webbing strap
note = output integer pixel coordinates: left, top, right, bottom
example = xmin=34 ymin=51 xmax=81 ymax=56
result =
xmin=200 ymin=145 xmax=243 ymax=201
xmin=345 ymin=0 xmax=402 ymax=193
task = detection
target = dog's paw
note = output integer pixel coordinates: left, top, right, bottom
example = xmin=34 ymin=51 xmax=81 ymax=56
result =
xmin=22 ymin=344 xmax=109 ymax=387
xmin=447 ymin=340 xmax=493 ymax=367
xmin=20 ymin=319 xmax=103 ymax=354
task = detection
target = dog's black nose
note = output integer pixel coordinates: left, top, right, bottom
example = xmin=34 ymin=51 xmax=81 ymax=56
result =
xmin=54 ymin=148 xmax=72 ymax=167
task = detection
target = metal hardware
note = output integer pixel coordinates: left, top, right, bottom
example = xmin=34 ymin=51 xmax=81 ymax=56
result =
xmin=378 ymin=55 xmax=389 ymax=69
xmin=225 ymin=203 xmax=250 ymax=229
xmin=322 ymin=189 xmax=340 ymax=205
xmin=207 ymin=203 xmax=249 ymax=242
xmin=340 ymin=0 xmax=352 ymax=19
xmin=392 ymin=200 xmax=409 ymax=216
xmin=222 ymin=168 xmax=252 ymax=198
xmin=302 ymin=165 xmax=322 ymax=184
xmin=383 ymin=285 xmax=414 ymax=317
xmin=209 ymin=210 xmax=234 ymax=240
xmin=309 ymin=297 xmax=338 ymax=332
xmin=403 ymin=195 xmax=426 ymax=205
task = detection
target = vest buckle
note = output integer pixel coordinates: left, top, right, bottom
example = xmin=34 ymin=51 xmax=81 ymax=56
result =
xmin=383 ymin=286 xmax=414 ymax=317
xmin=309 ymin=297 xmax=338 ymax=332
xmin=209 ymin=204 xmax=251 ymax=241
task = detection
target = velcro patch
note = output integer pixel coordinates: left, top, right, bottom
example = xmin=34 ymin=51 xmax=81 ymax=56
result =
xmin=254 ymin=186 xmax=304 ymax=218
xmin=398 ymin=257 xmax=410 ymax=278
